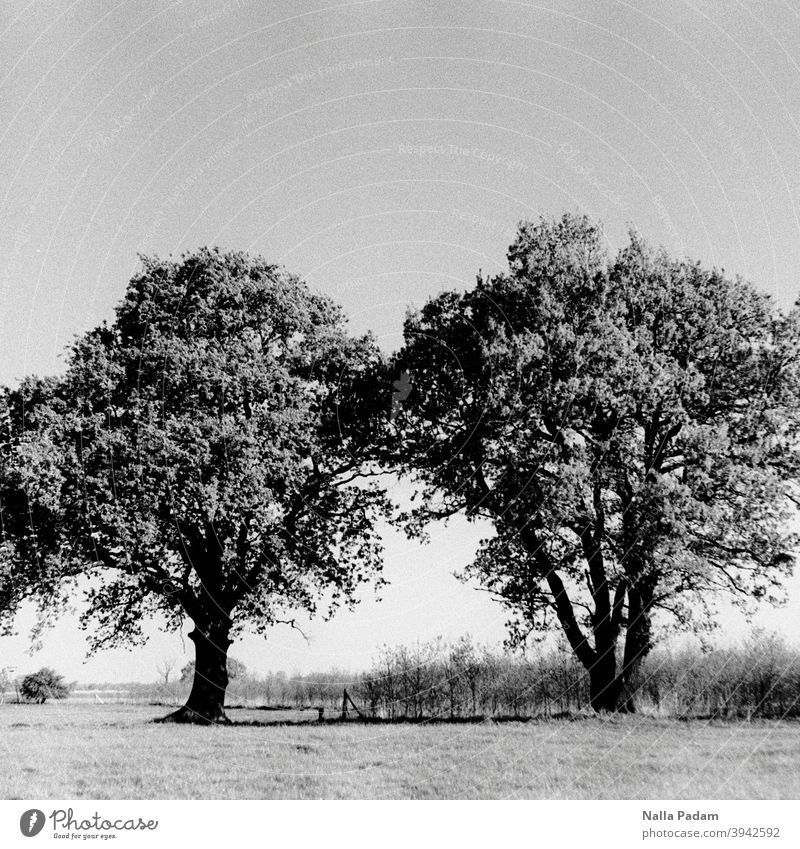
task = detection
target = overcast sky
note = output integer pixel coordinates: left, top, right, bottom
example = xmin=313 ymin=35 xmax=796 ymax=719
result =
xmin=2 ymin=0 xmax=800 ymax=682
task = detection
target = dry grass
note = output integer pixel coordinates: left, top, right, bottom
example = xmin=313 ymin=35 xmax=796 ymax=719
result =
xmin=2 ymin=703 xmax=799 ymax=799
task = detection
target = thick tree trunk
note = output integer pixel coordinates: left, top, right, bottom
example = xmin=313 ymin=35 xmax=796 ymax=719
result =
xmin=542 ymin=565 xmax=623 ymax=714
xmin=615 ymin=584 xmax=654 ymax=714
xmin=589 ymin=668 xmax=620 ymax=712
xmin=157 ymin=620 xmax=233 ymax=725
xmin=588 ymin=648 xmax=620 ymax=712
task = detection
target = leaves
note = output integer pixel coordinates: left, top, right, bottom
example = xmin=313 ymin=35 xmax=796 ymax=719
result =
xmin=19 ymin=667 xmax=70 ymax=703
xmin=396 ymin=213 xmax=800 ymax=668
xmin=0 ymin=249 xmax=393 ymax=648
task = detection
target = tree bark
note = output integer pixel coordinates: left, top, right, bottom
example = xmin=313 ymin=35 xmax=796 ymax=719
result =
xmin=616 ymin=583 xmax=654 ymax=713
xmin=579 ymin=515 xmax=622 ymax=713
xmin=157 ymin=619 xmax=233 ymax=725
xmin=589 ymin=659 xmax=621 ymax=712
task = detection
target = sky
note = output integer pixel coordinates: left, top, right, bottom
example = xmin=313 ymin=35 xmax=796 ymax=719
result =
xmin=2 ymin=0 xmax=800 ymax=682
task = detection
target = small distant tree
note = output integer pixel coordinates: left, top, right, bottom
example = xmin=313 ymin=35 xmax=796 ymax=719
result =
xmin=20 ymin=667 xmax=69 ymax=703
xmin=0 ymin=667 xmax=12 ymax=703
xmin=156 ymin=657 xmax=178 ymax=688
xmin=450 ymin=636 xmax=481 ymax=715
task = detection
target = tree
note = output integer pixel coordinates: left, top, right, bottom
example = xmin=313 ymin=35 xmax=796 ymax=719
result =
xmin=156 ymin=657 xmax=178 ymax=688
xmin=180 ymin=656 xmax=247 ymax=683
xmin=0 ymin=248 xmax=391 ymax=723
xmin=19 ymin=667 xmax=69 ymax=703
xmin=0 ymin=667 xmax=12 ymax=703
xmin=395 ymin=213 xmax=800 ymax=711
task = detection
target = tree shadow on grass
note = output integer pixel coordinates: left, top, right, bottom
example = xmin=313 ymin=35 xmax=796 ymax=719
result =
xmin=146 ymin=709 xmax=591 ymax=727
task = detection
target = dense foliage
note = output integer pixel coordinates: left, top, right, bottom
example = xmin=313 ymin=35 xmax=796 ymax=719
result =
xmin=1 ymin=249 xmax=393 ymax=722
xmin=396 ymin=214 xmax=800 ymax=710
xmin=3 ymin=219 xmax=799 ymax=720
xmin=20 ymin=667 xmax=70 ymax=703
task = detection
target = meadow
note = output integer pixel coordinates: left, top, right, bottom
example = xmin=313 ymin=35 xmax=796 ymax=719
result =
xmin=2 ymin=702 xmax=799 ymax=800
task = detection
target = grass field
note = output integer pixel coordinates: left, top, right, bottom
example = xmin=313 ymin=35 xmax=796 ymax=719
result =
xmin=2 ymin=703 xmax=799 ymax=799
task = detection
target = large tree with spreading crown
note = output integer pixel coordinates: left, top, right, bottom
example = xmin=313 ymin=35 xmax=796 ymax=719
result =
xmin=0 ymin=248 xmax=391 ymax=723
xmin=395 ymin=213 xmax=800 ymax=711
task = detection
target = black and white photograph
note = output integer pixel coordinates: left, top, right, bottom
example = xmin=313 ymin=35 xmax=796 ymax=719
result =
xmin=1 ymin=0 xmax=800 ymax=843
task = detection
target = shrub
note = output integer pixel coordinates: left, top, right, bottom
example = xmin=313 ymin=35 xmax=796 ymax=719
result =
xmin=20 ymin=668 xmax=70 ymax=703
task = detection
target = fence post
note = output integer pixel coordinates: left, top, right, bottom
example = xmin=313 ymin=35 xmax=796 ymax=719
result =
xmin=341 ymin=688 xmax=364 ymax=720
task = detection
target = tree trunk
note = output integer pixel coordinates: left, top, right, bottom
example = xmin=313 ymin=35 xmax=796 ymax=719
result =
xmin=157 ymin=620 xmax=232 ymax=725
xmin=616 ymin=584 xmax=654 ymax=713
xmin=588 ymin=652 xmax=621 ymax=712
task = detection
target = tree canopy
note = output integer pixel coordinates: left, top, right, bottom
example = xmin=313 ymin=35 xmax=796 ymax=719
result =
xmin=1 ymin=248 xmax=392 ymax=722
xmin=3 ymin=222 xmax=799 ymax=719
xmin=0 ymin=376 xmax=70 ymax=643
xmin=20 ymin=667 xmax=70 ymax=703
xmin=395 ymin=213 xmax=800 ymax=710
